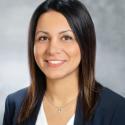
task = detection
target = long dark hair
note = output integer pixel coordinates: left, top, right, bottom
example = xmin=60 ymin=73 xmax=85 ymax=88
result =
xmin=17 ymin=0 xmax=102 ymax=124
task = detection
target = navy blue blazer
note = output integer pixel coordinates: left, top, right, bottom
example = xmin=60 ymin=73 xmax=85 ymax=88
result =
xmin=3 ymin=86 xmax=125 ymax=125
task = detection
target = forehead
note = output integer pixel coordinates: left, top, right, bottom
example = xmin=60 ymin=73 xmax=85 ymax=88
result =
xmin=36 ymin=10 xmax=72 ymax=32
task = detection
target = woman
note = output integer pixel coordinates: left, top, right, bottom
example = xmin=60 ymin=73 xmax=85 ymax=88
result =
xmin=3 ymin=0 xmax=125 ymax=125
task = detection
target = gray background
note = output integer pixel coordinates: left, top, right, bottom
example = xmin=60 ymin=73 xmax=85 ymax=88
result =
xmin=0 ymin=0 xmax=125 ymax=124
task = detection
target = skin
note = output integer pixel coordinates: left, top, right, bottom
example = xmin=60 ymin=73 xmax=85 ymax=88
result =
xmin=34 ymin=10 xmax=81 ymax=124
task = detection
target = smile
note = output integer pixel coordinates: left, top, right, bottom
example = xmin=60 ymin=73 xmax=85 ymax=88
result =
xmin=46 ymin=60 xmax=66 ymax=68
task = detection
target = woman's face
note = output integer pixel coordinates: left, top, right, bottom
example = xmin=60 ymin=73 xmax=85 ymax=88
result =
xmin=34 ymin=10 xmax=81 ymax=80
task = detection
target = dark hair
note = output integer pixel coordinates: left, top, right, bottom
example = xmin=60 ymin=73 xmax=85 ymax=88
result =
xmin=17 ymin=0 xmax=102 ymax=123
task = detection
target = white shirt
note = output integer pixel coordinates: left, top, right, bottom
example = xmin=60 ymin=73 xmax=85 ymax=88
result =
xmin=36 ymin=101 xmax=75 ymax=125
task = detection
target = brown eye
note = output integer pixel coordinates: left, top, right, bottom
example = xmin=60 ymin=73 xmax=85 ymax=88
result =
xmin=38 ymin=36 xmax=49 ymax=42
xmin=61 ymin=35 xmax=73 ymax=41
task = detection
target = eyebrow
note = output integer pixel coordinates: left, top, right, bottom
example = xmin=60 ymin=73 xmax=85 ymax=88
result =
xmin=35 ymin=30 xmax=72 ymax=36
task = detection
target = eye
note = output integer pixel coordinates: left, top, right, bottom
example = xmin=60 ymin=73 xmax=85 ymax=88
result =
xmin=61 ymin=35 xmax=73 ymax=41
xmin=37 ymin=36 xmax=49 ymax=42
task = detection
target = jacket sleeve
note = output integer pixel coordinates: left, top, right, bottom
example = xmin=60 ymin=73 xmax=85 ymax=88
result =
xmin=2 ymin=95 xmax=15 ymax=125
xmin=111 ymin=98 xmax=125 ymax=125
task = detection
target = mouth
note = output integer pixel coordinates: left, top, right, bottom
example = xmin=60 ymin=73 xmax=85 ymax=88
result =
xmin=45 ymin=60 xmax=66 ymax=68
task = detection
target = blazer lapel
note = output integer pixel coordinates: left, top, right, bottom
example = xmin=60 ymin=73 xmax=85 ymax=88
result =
xmin=74 ymin=94 xmax=85 ymax=125
xmin=23 ymin=95 xmax=43 ymax=125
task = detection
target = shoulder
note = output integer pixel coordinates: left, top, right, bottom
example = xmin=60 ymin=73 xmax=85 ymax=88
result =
xmin=4 ymin=87 xmax=29 ymax=112
xmin=3 ymin=87 xmax=29 ymax=125
xmin=6 ymin=87 xmax=28 ymax=107
xmin=93 ymin=86 xmax=125 ymax=125
xmin=99 ymin=86 xmax=125 ymax=108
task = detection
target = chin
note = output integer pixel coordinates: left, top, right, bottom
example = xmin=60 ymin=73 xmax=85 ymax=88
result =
xmin=45 ymin=73 xmax=69 ymax=80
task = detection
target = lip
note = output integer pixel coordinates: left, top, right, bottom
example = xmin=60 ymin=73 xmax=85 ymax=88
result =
xmin=45 ymin=60 xmax=66 ymax=68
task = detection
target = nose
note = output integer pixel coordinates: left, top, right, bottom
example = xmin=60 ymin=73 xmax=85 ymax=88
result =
xmin=46 ymin=38 xmax=61 ymax=55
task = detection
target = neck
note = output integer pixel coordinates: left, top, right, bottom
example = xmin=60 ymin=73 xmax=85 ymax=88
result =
xmin=45 ymin=72 xmax=79 ymax=106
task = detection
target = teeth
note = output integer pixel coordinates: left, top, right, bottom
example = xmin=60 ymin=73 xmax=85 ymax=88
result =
xmin=48 ymin=60 xmax=63 ymax=64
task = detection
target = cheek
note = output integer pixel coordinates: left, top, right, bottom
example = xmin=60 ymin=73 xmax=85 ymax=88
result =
xmin=34 ymin=44 xmax=45 ymax=57
xmin=34 ymin=45 xmax=39 ymax=60
xmin=33 ymin=45 xmax=46 ymax=72
xmin=33 ymin=45 xmax=43 ymax=64
xmin=68 ymin=44 xmax=81 ymax=61
xmin=33 ymin=45 xmax=37 ymax=56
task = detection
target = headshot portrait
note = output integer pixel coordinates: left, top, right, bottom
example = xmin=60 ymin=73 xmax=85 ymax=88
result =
xmin=1 ymin=0 xmax=125 ymax=125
